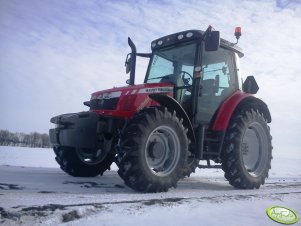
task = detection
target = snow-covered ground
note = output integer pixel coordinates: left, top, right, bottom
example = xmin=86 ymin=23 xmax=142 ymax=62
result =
xmin=0 ymin=146 xmax=300 ymax=226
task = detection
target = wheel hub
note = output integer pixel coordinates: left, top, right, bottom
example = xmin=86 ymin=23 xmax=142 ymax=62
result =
xmin=76 ymin=147 xmax=107 ymax=165
xmin=149 ymin=141 xmax=165 ymax=159
xmin=242 ymin=122 xmax=269 ymax=176
xmin=145 ymin=125 xmax=180 ymax=177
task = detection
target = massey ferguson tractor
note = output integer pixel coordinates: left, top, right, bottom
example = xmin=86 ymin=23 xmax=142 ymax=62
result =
xmin=49 ymin=26 xmax=272 ymax=192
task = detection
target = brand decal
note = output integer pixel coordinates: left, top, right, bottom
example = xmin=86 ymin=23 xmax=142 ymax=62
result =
xmin=131 ymin=89 xmax=138 ymax=94
xmin=138 ymin=87 xmax=173 ymax=94
xmin=137 ymin=97 xmax=151 ymax=111
xmin=266 ymin=206 xmax=299 ymax=225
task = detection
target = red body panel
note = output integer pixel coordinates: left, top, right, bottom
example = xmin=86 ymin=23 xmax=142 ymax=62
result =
xmin=91 ymin=83 xmax=174 ymax=119
xmin=90 ymin=84 xmax=254 ymax=131
xmin=212 ymin=90 xmax=252 ymax=131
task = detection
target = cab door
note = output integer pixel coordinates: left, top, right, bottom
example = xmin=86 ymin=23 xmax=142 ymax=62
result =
xmin=197 ymin=47 xmax=238 ymax=124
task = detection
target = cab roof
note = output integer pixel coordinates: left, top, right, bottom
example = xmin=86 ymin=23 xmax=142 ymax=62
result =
xmin=151 ymin=29 xmax=244 ymax=57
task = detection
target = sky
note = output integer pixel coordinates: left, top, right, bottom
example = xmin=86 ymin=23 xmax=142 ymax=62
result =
xmin=0 ymin=0 xmax=301 ymax=153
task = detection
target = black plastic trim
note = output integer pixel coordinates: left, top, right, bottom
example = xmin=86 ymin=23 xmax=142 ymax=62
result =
xmin=49 ymin=111 xmax=123 ymax=149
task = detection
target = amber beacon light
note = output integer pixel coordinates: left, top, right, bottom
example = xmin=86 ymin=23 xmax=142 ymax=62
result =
xmin=234 ymin=27 xmax=242 ymax=43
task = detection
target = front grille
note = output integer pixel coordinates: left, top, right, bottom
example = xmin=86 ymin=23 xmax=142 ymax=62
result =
xmin=90 ymin=98 xmax=119 ymax=110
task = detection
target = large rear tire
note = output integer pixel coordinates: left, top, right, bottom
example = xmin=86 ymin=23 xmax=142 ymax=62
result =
xmin=221 ymin=109 xmax=272 ymax=189
xmin=118 ymin=107 xmax=188 ymax=192
xmin=54 ymin=146 xmax=115 ymax=177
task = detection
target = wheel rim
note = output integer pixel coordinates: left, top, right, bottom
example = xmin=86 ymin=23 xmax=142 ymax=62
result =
xmin=76 ymin=148 xmax=106 ymax=165
xmin=241 ymin=122 xmax=269 ymax=177
xmin=145 ymin=125 xmax=180 ymax=177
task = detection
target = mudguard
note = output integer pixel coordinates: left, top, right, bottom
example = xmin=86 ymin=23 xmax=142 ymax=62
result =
xmin=212 ymin=90 xmax=271 ymax=131
xmin=149 ymin=94 xmax=196 ymax=144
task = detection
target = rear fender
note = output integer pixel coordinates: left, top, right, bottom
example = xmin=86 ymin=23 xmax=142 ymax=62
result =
xmin=212 ymin=90 xmax=272 ymax=131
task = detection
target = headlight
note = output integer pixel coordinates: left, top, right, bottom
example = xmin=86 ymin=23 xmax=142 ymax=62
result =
xmin=177 ymin=34 xmax=184 ymax=40
xmin=186 ymin=32 xmax=193 ymax=38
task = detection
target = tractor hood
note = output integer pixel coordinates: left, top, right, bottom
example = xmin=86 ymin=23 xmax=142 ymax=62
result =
xmin=88 ymin=83 xmax=174 ymax=118
xmin=90 ymin=83 xmax=173 ymax=100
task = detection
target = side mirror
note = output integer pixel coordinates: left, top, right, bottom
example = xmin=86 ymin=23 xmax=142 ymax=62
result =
xmin=243 ymin=76 xmax=259 ymax=94
xmin=125 ymin=53 xmax=132 ymax=74
xmin=205 ymin=30 xmax=220 ymax=51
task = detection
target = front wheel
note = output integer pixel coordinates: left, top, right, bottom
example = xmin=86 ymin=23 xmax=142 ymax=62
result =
xmin=54 ymin=146 xmax=115 ymax=177
xmin=182 ymin=151 xmax=199 ymax=178
xmin=118 ymin=107 xmax=189 ymax=192
xmin=221 ymin=109 xmax=272 ymax=189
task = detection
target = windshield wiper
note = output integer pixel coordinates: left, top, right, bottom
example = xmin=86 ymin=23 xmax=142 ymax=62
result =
xmin=136 ymin=53 xmax=152 ymax=58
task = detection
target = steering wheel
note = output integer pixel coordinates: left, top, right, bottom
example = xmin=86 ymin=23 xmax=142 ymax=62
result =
xmin=180 ymin=71 xmax=193 ymax=86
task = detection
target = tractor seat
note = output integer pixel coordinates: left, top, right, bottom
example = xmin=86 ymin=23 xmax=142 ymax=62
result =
xmin=201 ymin=79 xmax=216 ymax=97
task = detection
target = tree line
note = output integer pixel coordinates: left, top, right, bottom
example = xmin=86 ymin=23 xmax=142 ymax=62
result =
xmin=0 ymin=129 xmax=51 ymax=148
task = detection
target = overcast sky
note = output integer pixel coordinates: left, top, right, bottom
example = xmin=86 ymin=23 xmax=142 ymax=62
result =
xmin=0 ymin=0 xmax=301 ymax=153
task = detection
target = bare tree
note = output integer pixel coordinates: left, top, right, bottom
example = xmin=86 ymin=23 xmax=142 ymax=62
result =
xmin=0 ymin=130 xmax=10 ymax=146
xmin=0 ymin=129 xmax=51 ymax=148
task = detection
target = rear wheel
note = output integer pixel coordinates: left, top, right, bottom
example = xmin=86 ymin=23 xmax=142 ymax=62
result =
xmin=118 ymin=107 xmax=188 ymax=192
xmin=54 ymin=146 xmax=115 ymax=177
xmin=221 ymin=109 xmax=272 ymax=189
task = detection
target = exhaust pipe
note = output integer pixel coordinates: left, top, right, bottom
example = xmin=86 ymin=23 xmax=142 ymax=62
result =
xmin=128 ymin=37 xmax=136 ymax=85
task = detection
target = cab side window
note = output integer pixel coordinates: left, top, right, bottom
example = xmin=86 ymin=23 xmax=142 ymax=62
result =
xmin=197 ymin=47 xmax=237 ymax=123
xmin=202 ymin=47 xmax=237 ymax=100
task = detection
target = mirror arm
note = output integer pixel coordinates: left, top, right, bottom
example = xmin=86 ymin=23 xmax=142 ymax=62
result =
xmin=136 ymin=53 xmax=151 ymax=58
xmin=202 ymin=25 xmax=213 ymax=41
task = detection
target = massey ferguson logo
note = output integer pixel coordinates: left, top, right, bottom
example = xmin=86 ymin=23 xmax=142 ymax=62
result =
xmin=139 ymin=87 xmax=173 ymax=94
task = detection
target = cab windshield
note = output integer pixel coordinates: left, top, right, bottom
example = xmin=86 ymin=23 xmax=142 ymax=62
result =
xmin=145 ymin=42 xmax=197 ymax=85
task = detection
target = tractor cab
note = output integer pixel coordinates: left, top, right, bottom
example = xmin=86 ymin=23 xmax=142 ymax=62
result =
xmin=126 ymin=27 xmax=246 ymax=126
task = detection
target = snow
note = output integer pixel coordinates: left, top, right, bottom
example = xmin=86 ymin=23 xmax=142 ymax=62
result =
xmin=0 ymin=146 xmax=300 ymax=226
xmin=0 ymin=146 xmax=57 ymax=168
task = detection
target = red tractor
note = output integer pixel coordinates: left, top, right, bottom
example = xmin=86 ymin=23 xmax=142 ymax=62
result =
xmin=49 ymin=26 xmax=272 ymax=192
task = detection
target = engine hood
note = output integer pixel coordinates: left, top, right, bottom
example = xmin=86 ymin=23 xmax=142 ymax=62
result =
xmin=88 ymin=82 xmax=174 ymax=118
xmin=91 ymin=82 xmax=174 ymax=100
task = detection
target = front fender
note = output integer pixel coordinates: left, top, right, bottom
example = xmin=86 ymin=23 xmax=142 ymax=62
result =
xmin=149 ymin=94 xmax=196 ymax=145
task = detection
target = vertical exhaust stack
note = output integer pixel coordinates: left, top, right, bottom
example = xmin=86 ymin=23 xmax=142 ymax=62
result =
xmin=128 ymin=37 xmax=136 ymax=85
